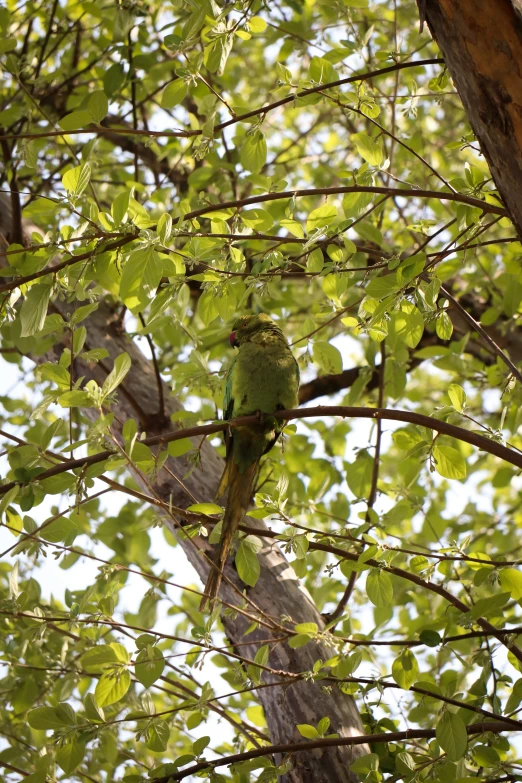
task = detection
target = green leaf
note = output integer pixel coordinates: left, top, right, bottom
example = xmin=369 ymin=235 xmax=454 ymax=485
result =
xmin=62 ymin=163 xmax=91 ymax=196
xmin=181 ymin=0 xmax=210 ymax=39
xmin=248 ymin=16 xmax=266 ymax=32
xmin=198 ymin=289 xmax=219 ymax=325
xmin=58 ymin=110 xmax=93 ymax=131
xmin=81 ymin=645 xmax=119 ymax=672
xmin=321 ymin=273 xmax=348 ymax=303
xmin=39 ymin=473 xmax=76 ymax=495
xmin=187 ymin=503 xmax=222 ymax=515
xmin=350 ymin=753 xmax=379 ymax=774
xmin=128 ymin=197 xmax=155 ymax=229
xmin=111 ymin=642 xmax=130 ymax=663
xmin=436 ymin=311 xmax=453 ymax=340
xmin=23 ymin=198 xmax=60 ymax=219
xmin=254 ymin=643 xmax=269 ymax=668
xmin=365 ymin=273 xmax=399 ymax=298
xmin=20 ymin=284 xmax=51 ymax=337
xmin=436 ymin=711 xmax=468 ymax=761
xmin=307 ymin=248 xmax=324 ymax=272
xmin=280 ymin=219 xmax=304 ymax=238
xmin=104 ymin=63 xmax=125 ymax=96
xmin=167 ymin=438 xmax=193 ymax=457
xmin=120 ymin=247 xmax=163 ymax=313
xmin=500 ymin=568 xmax=522 ymax=600
xmin=101 ymin=352 xmax=131 ymax=400
xmin=294 ymin=622 xmax=318 ymax=635
xmin=297 ymin=723 xmax=319 ymax=739
xmin=39 ymin=513 xmax=76 ymax=543
xmin=392 ymin=428 xmax=425 ymax=450
xmin=317 ymin=716 xmax=330 ymax=736
xmin=157 ymin=212 xmax=173 ymax=244
xmin=366 ymin=569 xmax=393 ymax=608
xmin=309 ymin=56 xmax=337 ymax=84
xmin=69 ymin=302 xmax=99 ymax=325
xmin=419 ymin=629 xmax=441 ymax=647
xmin=448 ymin=383 xmax=466 ymax=412
xmin=392 ymin=649 xmax=419 ymax=689
xmin=6 ymin=508 xmax=22 ymax=537
xmin=95 ymin=669 xmax=131 ymax=706
xmin=207 ymin=33 xmax=234 ymax=75
xmin=199 ymin=207 xmax=235 ymax=222
xmin=56 ymin=740 xmax=86 ymax=774
xmin=502 ymin=273 xmax=522 ymax=316
xmin=0 ymin=38 xmax=17 ymax=53
xmin=351 ymin=132 xmax=385 ymax=166
xmin=0 ymin=486 xmax=19 ymax=518
xmin=193 ymin=735 xmax=210 ymax=755
xmin=242 ymin=209 xmax=274 ymax=231
xmin=23 ymin=773 xmax=47 ymax=783
xmin=432 ymin=444 xmax=467 ymax=481
xmin=345 ymin=451 xmax=373 ymax=497
xmin=9 ymin=561 xmax=18 ymax=597
xmin=306 ymin=204 xmax=338 ymax=232
xmin=235 ymin=539 xmax=260 ymax=587
xmin=288 ymin=633 xmax=313 ymax=648
xmin=161 ymin=79 xmax=188 ymax=109
xmin=384 ymin=358 xmax=407 ymax=399
xmin=58 ymin=390 xmax=92 ymax=408
xmin=473 ymin=744 xmax=500 ymax=767
xmin=312 ymin=341 xmax=343 ymax=375
xmin=88 ymin=90 xmax=108 ymax=123
xmin=505 ymin=677 xmax=522 ymax=713
xmin=27 ymin=706 xmax=73 ymax=730
xmin=147 ymin=720 xmax=170 ymax=752
xmin=240 ymin=130 xmax=267 ymax=172
xmin=135 ymin=647 xmax=165 ymax=688
xmin=111 ymin=190 xmax=131 ymax=225
xmin=391 ymin=305 xmax=424 ymax=348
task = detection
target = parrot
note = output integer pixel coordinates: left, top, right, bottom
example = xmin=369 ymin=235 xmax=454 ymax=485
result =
xmin=200 ymin=313 xmax=300 ymax=610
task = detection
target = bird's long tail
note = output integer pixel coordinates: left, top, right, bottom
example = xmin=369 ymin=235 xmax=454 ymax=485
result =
xmin=200 ymin=458 xmax=258 ymax=610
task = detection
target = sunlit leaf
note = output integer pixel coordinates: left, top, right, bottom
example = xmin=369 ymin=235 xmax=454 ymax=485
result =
xmin=436 ymin=712 xmax=467 ymax=761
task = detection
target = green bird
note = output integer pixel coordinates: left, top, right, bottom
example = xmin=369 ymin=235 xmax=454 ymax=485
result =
xmin=200 ymin=314 xmax=300 ymax=610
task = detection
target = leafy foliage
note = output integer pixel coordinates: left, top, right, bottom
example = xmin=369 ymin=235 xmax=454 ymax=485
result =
xmin=0 ymin=0 xmax=522 ymax=781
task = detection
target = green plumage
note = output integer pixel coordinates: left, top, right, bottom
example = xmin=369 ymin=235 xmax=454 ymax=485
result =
xmin=200 ymin=314 xmax=300 ymax=610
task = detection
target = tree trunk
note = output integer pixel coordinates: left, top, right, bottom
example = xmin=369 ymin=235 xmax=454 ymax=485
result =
xmin=0 ymin=195 xmax=366 ymax=782
xmin=421 ymin=0 xmax=522 ymax=239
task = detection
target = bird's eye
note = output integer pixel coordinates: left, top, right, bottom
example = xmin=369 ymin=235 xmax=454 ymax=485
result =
xmin=241 ymin=322 xmax=246 ymax=328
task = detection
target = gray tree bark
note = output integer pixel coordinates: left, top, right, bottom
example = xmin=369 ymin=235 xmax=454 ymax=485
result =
xmin=0 ymin=195 xmax=366 ymax=782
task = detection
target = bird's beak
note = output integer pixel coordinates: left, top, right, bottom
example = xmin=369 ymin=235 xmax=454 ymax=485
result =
xmin=229 ymin=331 xmax=238 ymax=347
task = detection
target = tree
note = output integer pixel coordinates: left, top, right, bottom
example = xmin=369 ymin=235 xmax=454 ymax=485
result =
xmin=1 ymin=0 xmax=522 ymax=781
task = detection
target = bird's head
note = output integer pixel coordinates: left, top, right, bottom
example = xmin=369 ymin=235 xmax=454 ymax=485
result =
xmin=229 ymin=313 xmax=284 ymax=347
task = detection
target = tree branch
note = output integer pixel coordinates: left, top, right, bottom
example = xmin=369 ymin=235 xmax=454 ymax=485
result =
xmin=155 ymin=722 xmax=519 ymax=782
xmin=0 ymin=185 xmax=505 ymax=296
xmin=0 ymin=58 xmax=445 ymax=142
xmin=2 ymin=404 xmax=520 ymax=499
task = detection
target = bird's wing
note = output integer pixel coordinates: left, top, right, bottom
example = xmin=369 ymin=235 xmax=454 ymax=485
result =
xmin=222 ymin=354 xmax=237 ymax=454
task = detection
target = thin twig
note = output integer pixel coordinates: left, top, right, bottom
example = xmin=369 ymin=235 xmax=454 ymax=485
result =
xmin=138 ymin=313 xmax=165 ymax=417
xmin=328 ymin=343 xmax=386 ymax=627
xmin=0 ymin=58 xmax=445 ymax=142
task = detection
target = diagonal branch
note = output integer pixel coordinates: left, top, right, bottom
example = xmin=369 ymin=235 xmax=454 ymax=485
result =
xmin=0 ymin=58 xmax=445 ymax=142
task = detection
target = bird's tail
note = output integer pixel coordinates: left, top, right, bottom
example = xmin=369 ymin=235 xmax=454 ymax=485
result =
xmin=200 ymin=457 xmax=258 ymax=610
